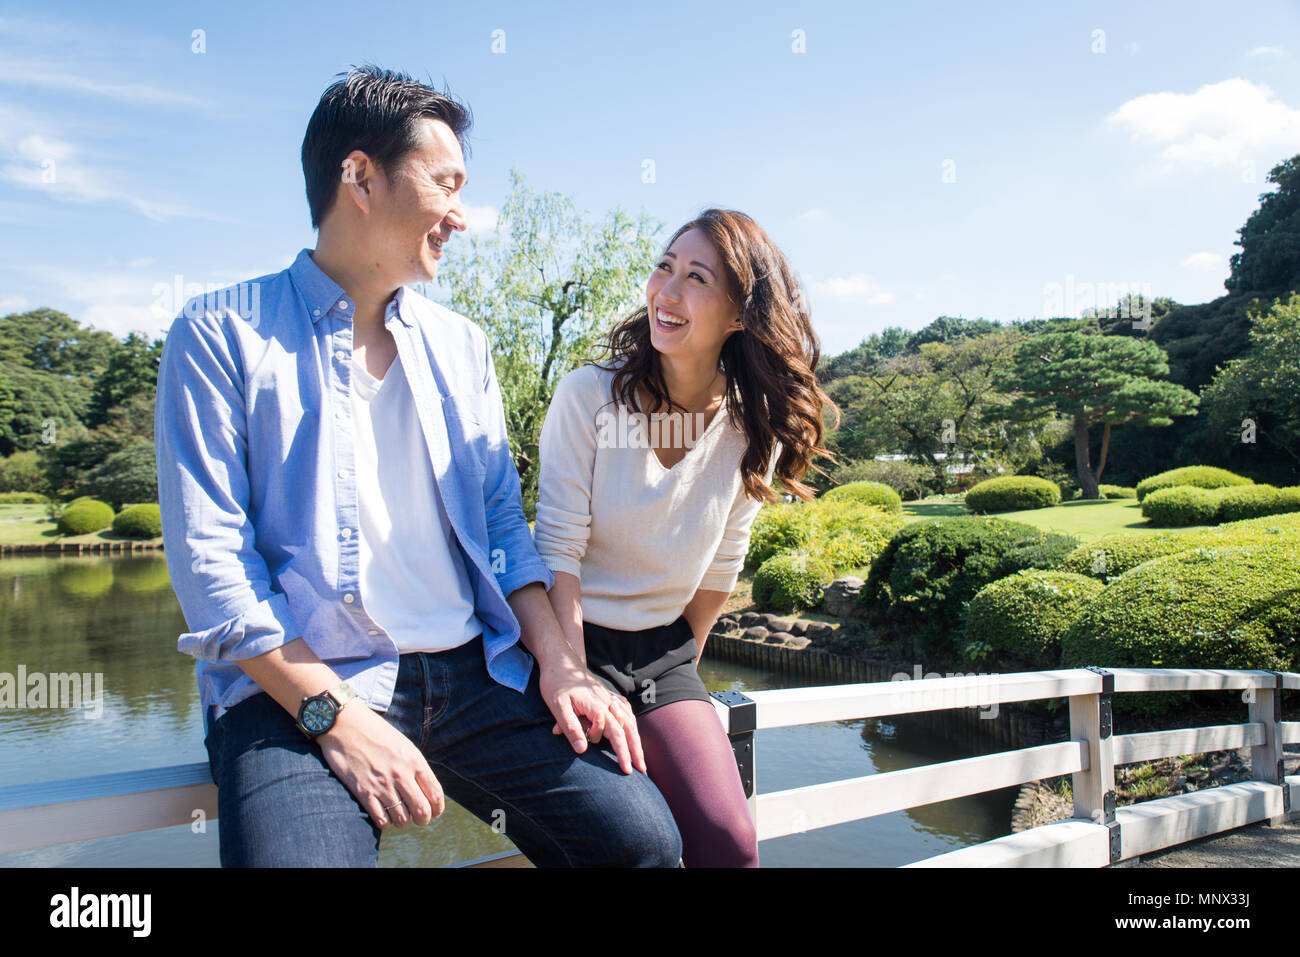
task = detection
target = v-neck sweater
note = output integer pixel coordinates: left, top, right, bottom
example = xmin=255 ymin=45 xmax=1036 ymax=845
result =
xmin=534 ymin=362 xmax=769 ymax=630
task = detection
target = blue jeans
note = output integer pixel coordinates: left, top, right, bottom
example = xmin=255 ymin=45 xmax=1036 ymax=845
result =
xmin=204 ymin=637 xmax=683 ymax=867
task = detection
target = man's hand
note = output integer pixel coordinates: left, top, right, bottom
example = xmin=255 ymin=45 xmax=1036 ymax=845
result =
xmin=539 ymin=655 xmax=646 ymax=776
xmin=315 ymin=699 xmax=445 ymax=829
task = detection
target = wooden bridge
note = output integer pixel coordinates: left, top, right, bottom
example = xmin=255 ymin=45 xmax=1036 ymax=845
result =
xmin=2 ymin=666 xmax=1297 ymax=866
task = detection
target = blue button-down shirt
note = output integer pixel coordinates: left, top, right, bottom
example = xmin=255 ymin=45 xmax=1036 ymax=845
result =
xmin=155 ymin=249 xmax=552 ymax=733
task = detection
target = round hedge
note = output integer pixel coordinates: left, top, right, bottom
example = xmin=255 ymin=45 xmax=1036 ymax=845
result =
xmin=1061 ymin=541 xmax=1300 ymax=715
xmin=57 ymin=499 xmax=115 ymax=536
xmin=1135 ymin=466 xmax=1252 ymax=502
xmin=964 ymin=475 xmax=1061 ymax=514
xmin=820 ymin=480 xmax=903 ymax=514
xmin=752 ymin=551 xmax=834 ymax=612
xmin=1097 ymin=485 xmax=1136 ymax=499
xmin=1216 ymin=484 xmax=1300 ymax=522
xmin=1057 ymin=531 xmax=1206 ymax=580
xmin=0 ymin=491 xmax=49 ymax=503
xmin=746 ymin=499 xmax=903 ymax=572
xmin=860 ymin=517 xmax=1079 ymax=651
xmin=965 ymin=570 xmax=1104 ymax=668
xmin=112 ymin=503 xmax=162 ymax=539
xmin=1140 ymin=485 xmax=1221 ymax=526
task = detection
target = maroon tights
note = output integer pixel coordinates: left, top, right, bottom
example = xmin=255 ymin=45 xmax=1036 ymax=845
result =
xmin=636 ymin=699 xmax=759 ymax=867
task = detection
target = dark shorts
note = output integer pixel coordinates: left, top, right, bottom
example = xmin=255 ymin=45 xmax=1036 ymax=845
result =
xmin=582 ymin=615 xmax=712 ymax=718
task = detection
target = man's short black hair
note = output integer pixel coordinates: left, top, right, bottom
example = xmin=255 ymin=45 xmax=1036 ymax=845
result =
xmin=301 ymin=65 xmax=472 ymax=229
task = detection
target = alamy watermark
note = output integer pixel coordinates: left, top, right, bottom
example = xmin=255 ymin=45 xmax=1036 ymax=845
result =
xmin=595 ymin=405 xmax=708 ymax=450
xmin=890 ymin=664 xmax=1000 ymax=719
xmin=0 ymin=666 xmax=105 ymax=719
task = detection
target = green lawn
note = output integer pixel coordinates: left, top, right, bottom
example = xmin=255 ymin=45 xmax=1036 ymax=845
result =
xmin=901 ymin=496 xmax=1209 ymax=542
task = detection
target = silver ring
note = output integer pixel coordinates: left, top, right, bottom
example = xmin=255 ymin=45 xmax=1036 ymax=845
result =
xmin=384 ymin=800 xmax=404 ymax=811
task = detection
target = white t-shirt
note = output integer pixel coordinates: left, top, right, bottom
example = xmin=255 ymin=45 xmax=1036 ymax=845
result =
xmin=533 ymin=362 xmax=772 ymax=631
xmin=351 ymin=353 xmax=482 ymax=653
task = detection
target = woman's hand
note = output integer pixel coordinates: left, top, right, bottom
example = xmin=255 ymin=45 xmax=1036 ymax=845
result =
xmin=540 ymin=655 xmax=647 ymax=775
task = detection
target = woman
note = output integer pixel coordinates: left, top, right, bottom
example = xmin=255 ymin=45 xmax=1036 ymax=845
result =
xmin=534 ymin=208 xmax=836 ymax=866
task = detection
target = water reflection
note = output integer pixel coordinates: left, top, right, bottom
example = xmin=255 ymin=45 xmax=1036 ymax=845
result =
xmin=0 ymin=555 xmax=1016 ymax=867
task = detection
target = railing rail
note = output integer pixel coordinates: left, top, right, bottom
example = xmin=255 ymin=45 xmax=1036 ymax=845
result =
xmin=2 ymin=667 xmax=1296 ymax=866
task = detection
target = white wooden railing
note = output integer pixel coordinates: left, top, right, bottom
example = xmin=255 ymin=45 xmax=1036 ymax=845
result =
xmin=1 ymin=667 xmax=1296 ymax=866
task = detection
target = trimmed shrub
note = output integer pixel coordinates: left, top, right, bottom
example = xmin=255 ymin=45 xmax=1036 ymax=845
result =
xmin=746 ymin=503 xmax=813 ymax=567
xmin=1135 ymin=466 xmax=1252 ymax=502
xmin=964 ymin=475 xmax=1061 ymax=514
xmin=752 ymin=552 xmax=834 ymax=612
xmin=56 ymin=499 xmax=115 ymax=536
xmin=0 ymin=491 xmax=49 ymax=503
xmin=1216 ymin=484 xmax=1300 ymax=522
xmin=112 ymin=503 xmax=162 ymax=539
xmin=0 ymin=450 xmax=47 ymax=495
xmin=1057 ymin=531 xmax=1206 ymax=580
xmin=822 ymin=458 xmax=933 ymax=501
xmin=1098 ymin=485 xmax=1136 ymax=499
xmin=860 ymin=517 xmax=1078 ymax=651
xmin=821 ymin=480 xmax=903 ymax=514
xmin=1141 ymin=485 xmax=1221 ymax=526
xmin=77 ymin=442 xmax=158 ymax=512
xmin=965 ymin=570 xmax=1105 ymax=668
xmin=1062 ymin=541 xmax=1300 ymax=715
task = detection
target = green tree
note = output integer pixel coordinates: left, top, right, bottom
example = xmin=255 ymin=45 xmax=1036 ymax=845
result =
xmin=988 ymin=332 xmax=1199 ymax=498
xmin=85 ymin=332 xmax=163 ymax=428
xmin=1226 ymin=154 xmax=1300 ymax=295
xmin=438 ymin=169 xmax=661 ymax=518
xmin=77 ymin=441 xmax=158 ymax=510
xmin=0 ymin=308 xmax=116 ymax=377
xmin=1200 ymin=293 xmax=1300 ymax=474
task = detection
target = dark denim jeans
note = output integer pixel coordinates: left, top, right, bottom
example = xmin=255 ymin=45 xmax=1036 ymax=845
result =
xmin=204 ymin=637 xmax=683 ymax=867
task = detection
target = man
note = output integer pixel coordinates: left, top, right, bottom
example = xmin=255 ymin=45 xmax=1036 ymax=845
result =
xmin=154 ymin=65 xmax=682 ymax=867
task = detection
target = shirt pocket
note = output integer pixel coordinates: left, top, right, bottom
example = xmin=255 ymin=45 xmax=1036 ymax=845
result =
xmin=441 ymin=392 xmax=490 ymax=475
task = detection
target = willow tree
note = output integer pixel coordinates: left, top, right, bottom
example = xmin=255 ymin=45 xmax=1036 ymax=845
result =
xmin=988 ymin=331 xmax=1198 ymax=498
xmin=436 ymin=169 xmax=661 ymax=518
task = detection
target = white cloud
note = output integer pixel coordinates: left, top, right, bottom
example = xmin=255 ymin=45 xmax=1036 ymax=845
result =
xmin=1180 ymin=251 xmax=1227 ymax=271
xmin=0 ymin=57 xmax=210 ymax=110
xmin=1245 ymin=46 xmax=1284 ymax=57
xmin=1105 ymin=77 xmax=1300 ymax=169
xmin=812 ymin=273 xmax=897 ymax=305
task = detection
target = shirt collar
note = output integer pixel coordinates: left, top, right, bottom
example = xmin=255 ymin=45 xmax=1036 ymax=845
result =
xmin=288 ymin=248 xmax=412 ymax=328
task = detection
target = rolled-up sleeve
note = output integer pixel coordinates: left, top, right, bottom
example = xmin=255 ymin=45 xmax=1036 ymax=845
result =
xmin=533 ymin=368 xmax=598 ymax=580
xmin=476 ymin=331 xmax=554 ymax=597
xmin=155 ymin=302 xmax=300 ymax=662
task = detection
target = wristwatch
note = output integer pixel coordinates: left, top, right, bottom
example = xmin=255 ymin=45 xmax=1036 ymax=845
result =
xmin=296 ymin=682 xmax=359 ymax=740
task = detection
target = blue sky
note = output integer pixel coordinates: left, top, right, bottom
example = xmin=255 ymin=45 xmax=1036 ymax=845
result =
xmin=2 ymin=0 xmax=1298 ymax=355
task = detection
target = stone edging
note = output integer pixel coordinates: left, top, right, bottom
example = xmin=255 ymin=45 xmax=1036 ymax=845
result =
xmin=0 ymin=541 xmax=164 ymax=556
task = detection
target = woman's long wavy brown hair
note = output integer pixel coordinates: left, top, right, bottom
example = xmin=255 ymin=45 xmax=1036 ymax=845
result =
xmin=595 ymin=208 xmax=839 ymax=503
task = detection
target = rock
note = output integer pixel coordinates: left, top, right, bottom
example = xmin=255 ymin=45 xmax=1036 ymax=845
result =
xmin=738 ymin=612 xmax=763 ymax=628
xmin=785 ymin=635 xmax=812 ymax=650
xmin=742 ymin=626 xmax=770 ymax=641
xmin=804 ymin=622 xmax=834 ymax=639
xmin=765 ymin=631 xmax=794 ymax=644
xmin=789 ymin=620 xmax=809 ymax=636
xmin=717 ymin=616 xmax=738 ymax=630
xmin=761 ymin=615 xmax=794 ymax=633
xmin=821 ymin=576 xmax=865 ymax=619
xmin=710 ymin=616 xmax=737 ymax=635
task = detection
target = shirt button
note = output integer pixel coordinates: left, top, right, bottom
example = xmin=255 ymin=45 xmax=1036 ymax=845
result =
xmin=368 ymin=629 xmax=379 ymax=636
xmin=340 ymin=528 xmax=352 ymax=539
xmin=334 ymin=350 xmax=345 ymax=361
xmin=339 ymin=300 xmax=349 ymax=310
xmin=312 ymin=308 xmax=321 ymax=317
xmin=343 ymin=592 xmax=355 ymax=604
xmin=336 ymin=409 xmax=345 ymax=419
xmin=337 ymin=469 xmax=346 ymax=479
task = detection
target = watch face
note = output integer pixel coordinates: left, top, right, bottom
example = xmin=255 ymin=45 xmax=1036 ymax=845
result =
xmin=301 ymin=696 xmax=336 ymax=735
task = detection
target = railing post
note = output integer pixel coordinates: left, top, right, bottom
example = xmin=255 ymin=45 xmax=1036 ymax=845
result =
xmin=711 ymin=690 xmax=757 ymax=823
xmin=1071 ymin=666 xmax=1119 ymax=863
xmin=1249 ymin=671 xmax=1286 ymax=823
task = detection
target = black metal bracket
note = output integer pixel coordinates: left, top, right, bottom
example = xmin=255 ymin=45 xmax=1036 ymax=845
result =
xmin=1108 ymin=821 xmax=1122 ymax=864
xmin=711 ymin=690 xmax=756 ymax=798
xmin=1086 ymin=666 xmax=1113 ymax=739
xmin=1275 ymin=671 xmax=1283 ymax=723
xmin=1103 ymin=789 xmax=1116 ymax=825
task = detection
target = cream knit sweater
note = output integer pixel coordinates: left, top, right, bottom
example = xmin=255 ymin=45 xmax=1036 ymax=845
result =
xmin=534 ymin=362 xmax=769 ymax=631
